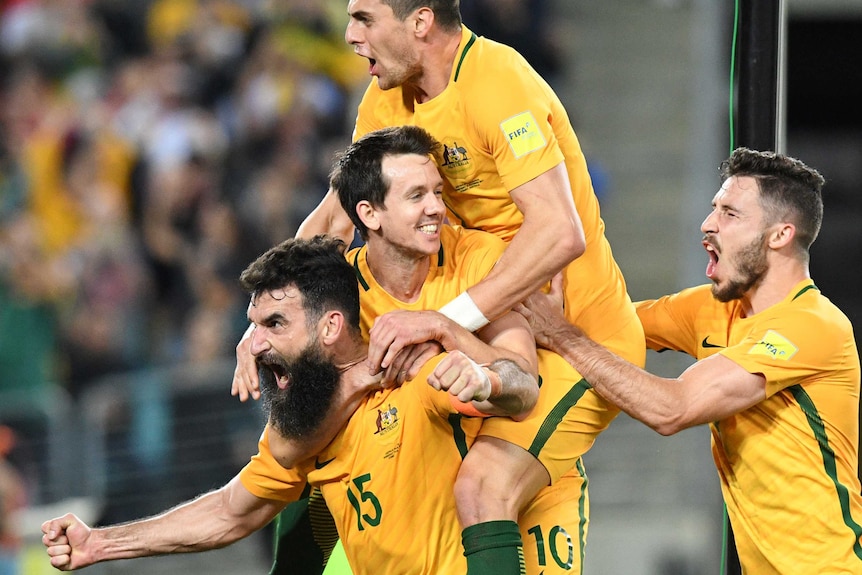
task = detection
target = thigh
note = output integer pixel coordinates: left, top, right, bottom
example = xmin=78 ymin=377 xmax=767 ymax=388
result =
xmin=519 ymin=462 xmax=589 ymax=575
xmin=457 ymin=436 xmax=551 ymax=524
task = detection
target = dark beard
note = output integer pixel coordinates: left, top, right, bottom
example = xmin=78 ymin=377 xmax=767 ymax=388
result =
xmin=257 ymin=343 xmax=341 ymax=440
xmin=712 ymin=233 xmax=768 ymax=303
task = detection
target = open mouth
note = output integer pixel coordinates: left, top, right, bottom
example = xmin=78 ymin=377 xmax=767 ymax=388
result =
xmin=704 ymin=241 xmax=719 ymax=278
xmin=259 ymin=356 xmax=291 ymax=390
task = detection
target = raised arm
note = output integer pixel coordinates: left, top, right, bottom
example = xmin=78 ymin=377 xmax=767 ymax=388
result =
xmin=442 ymin=163 xmax=585 ymax=330
xmin=42 ymin=476 xmax=285 ymax=571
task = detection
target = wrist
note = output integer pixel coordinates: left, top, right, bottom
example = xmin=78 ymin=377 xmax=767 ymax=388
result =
xmin=438 ymin=291 xmax=489 ymax=332
xmin=481 ymin=366 xmax=503 ymax=399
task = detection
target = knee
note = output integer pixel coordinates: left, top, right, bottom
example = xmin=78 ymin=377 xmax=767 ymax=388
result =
xmin=454 ymin=454 xmax=520 ymax=526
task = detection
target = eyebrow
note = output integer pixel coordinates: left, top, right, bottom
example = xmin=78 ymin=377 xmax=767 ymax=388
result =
xmin=349 ymin=8 xmax=371 ymax=21
xmin=248 ymin=311 xmax=287 ymax=325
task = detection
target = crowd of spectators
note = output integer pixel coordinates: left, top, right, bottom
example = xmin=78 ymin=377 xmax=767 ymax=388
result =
xmin=0 ymin=0 xmax=363 ymax=406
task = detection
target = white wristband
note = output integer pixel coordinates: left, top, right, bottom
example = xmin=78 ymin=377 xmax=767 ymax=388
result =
xmin=438 ymin=291 xmax=490 ymax=332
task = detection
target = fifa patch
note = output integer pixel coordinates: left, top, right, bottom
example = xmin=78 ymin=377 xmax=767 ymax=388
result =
xmin=500 ymin=111 xmax=546 ymax=158
xmin=748 ymin=330 xmax=798 ymax=361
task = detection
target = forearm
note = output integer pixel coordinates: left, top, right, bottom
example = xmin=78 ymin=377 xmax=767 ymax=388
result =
xmin=461 ymin=164 xmax=585 ymax=324
xmin=435 ymin=313 xmax=535 ymax=376
xmin=468 ymin=220 xmax=581 ymax=325
xmin=545 ymin=326 xmax=685 ymax=435
xmin=470 ymin=358 xmax=537 ymax=418
xmin=89 ymin=481 xmax=276 ymax=562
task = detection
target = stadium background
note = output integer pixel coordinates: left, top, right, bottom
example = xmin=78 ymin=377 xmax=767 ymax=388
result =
xmin=1 ymin=0 xmax=860 ymax=574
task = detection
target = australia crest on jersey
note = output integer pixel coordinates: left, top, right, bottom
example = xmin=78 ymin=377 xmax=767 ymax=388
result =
xmin=373 ymin=403 xmax=400 ymax=436
xmin=440 ymin=140 xmax=471 ymax=173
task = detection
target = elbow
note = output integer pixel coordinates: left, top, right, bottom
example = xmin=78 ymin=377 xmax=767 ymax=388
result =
xmin=510 ymin=385 xmax=539 ymax=421
xmin=554 ymin=220 xmax=586 ymax=263
xmin=652 ymin=422 xmax=682 ymax=437
xmin=648 ymin=411 xmax=691 ymax=436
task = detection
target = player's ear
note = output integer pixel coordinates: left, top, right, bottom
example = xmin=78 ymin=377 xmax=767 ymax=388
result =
xmin=413 ymin=7 xmax=433 ymax=37
xmin=318 ymin=310 xmax=344 ymax=345
xmin=768 ymin=221 xmax=796 ymax=250
xmin=356 ymin=200 xmax=380 ymax=232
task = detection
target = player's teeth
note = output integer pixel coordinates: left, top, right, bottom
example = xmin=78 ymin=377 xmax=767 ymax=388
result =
xmin=419 ymin=225 xmax=437 ymax=233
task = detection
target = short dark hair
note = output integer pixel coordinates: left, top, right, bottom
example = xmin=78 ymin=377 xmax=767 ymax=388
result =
xmin=331 ymin=125 xmax=441 ymax=240
xmin=384 ymin=0 xmax=462 ymax=31
xmin=240 ymin=235 xmax=361 ymax=331
xmin=720 ymin=147 xmax=825 ymax=253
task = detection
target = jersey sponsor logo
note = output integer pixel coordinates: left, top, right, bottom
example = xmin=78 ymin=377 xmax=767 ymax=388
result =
xmin=500 ymin=111 xmax=546 ymax=158
xmin=748 ymin=330 xmax=798 ymax=361
xmin=373 ymin=403 xmax=400 ymax=436
xmin=314 ymin=456 xmax=336 ymax=469
xmin=701 ymin=336 xmax=725 ymax=349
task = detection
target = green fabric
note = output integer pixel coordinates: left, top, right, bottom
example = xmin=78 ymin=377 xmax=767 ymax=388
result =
xmin=0 ymin=285 xmax=55 ymax=394
xmin=462 ymin=520 xmax=526 ymax=575
xmin=270 ymin=488 xmax=339 ymax=575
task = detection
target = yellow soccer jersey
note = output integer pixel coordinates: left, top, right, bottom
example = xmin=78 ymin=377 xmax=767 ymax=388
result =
xmin=348 ymin=224 xmax=506 ymax=341
xmin=636 ymin=280 xmax=862 ymax=573
xmin=354 ymin=26 xmax=640 ymax=350
xmin=240 ymin=354 xmax=482 ymax=575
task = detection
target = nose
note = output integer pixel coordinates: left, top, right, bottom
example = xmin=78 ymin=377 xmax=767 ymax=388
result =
xmin=345 ymin=20 xmax=359 ymax=45
xmin=426 ymin=192 xmax=445 ymax=215
xmin=249 ymin=326 xmax=270 ymax=356
xmin=700 ymin=210 xmax=717 ymax=235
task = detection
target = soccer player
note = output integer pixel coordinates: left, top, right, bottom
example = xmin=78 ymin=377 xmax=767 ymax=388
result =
xmin=41 ymin=235 xmax=538 ymax=574
xmin=516 ymin=148 xmax=862 ymax=574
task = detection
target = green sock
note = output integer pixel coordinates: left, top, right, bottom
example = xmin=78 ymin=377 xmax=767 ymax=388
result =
xmin=462 ymin=520 xmax=526 ymax=575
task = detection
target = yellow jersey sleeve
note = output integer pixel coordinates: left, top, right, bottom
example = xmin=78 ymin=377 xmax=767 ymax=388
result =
xmin=239 ymin=426 xmax=309 ymax=502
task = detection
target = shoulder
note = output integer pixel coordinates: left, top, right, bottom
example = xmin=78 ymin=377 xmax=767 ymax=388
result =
xmin=455 ymin=33 xmax=544 ymax=99
xmin=636 ymin=284 xmax=720 ymax=316
xmin=443 ymin=225 xmax=507 ymax=267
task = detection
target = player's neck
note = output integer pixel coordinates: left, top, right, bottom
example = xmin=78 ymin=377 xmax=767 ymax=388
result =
xmin=741 ymin=260 xmax=810 ymax=317
xmin=366 ymin=246 xmax=431 ymax=304
xmin=410 ymin=28 xmax=462 ymax=103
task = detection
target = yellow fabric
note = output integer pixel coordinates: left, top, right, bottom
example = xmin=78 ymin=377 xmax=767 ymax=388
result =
xmin=240 ymin=355 xmax=483 ymax=574
xmin=353 ymin=26 xmax=643 ymax=355
xmin=636 ymin=280 xmax=862 ymax=573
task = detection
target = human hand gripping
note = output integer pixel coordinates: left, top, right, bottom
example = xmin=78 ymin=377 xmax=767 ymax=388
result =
xmin=427 ymin=350 xmax=498 ymax=403
xmin=367 ymin=310 xmax=447 ymax=382
xmin=42 ymin=513 xmax=94 ymax=571
xmin=231 ymin=323 xmax=260 ymax=401
xmin=514 ymin=273 xmax=572 ymax=349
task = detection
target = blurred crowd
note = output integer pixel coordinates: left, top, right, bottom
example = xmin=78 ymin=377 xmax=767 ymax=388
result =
xmin=0 ymin=0 xmax=365 ymax=405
